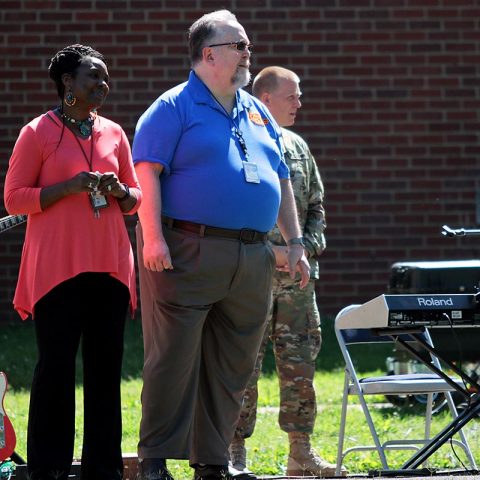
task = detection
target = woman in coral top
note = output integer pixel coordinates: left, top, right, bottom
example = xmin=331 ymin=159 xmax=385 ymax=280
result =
xmin=4 ymin=44 xmax=142 ymax=480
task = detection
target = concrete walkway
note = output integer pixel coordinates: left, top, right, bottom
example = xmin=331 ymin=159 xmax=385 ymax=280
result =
xmin=12 ymin=463 xmax=480 ymax=480
xmin=11 ymin=455 xmax=479 ymax=479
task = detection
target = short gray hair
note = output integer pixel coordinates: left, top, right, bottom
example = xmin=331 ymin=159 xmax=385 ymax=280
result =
xmin=188 ymin=9 xmax=238 ymax=66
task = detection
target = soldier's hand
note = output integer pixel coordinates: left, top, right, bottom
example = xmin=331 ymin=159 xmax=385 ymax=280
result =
xmin=272 ymin=245 xmax=288 ymax=269
xmin=287 ymin=244 xmax=310 ymax=289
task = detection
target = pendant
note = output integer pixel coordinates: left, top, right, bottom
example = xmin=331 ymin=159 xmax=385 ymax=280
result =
xmin=79 ymin=122 xmax=92 ymax=136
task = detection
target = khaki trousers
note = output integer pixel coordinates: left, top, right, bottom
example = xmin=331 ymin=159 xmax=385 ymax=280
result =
xmin=136 ymin=224 xmax=275 ymax=465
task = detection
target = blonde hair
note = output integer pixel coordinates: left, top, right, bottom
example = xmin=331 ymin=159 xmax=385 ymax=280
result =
xmin=252 ymin=66 xmax=300 ymax=97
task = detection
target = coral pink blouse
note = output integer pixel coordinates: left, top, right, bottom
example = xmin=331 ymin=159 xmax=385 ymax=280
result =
xmin=4 ymin=110 xmax=142 ymax=320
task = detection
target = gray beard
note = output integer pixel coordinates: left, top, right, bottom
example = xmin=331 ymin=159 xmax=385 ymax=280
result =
xmin=232 ymin=67 xmax=251 ymax=89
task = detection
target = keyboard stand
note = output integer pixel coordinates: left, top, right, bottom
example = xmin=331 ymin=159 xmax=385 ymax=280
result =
xmin=375 ymin=328 xmax=480 ymax=471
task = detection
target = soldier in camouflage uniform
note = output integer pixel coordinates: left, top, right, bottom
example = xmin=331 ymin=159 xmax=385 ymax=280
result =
xmin=229 ymin=67 xmax=346 ymax=478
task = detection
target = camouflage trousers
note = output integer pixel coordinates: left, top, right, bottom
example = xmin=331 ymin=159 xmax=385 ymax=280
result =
xmin=234 ymin=279 xmax=322 ymax=438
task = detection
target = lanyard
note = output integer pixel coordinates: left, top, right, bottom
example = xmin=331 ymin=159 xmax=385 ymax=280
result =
xmin=72 ymin=131 xmax=95 ymax=170
xmin=233 ymin=127 xmax=249 ymax=161
xmin=206 ymin=88 xmax=250 ymax=161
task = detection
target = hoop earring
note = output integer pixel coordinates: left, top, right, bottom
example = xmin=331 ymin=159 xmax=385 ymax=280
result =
xmin=64 ymin=89 xmax=76 ymax=107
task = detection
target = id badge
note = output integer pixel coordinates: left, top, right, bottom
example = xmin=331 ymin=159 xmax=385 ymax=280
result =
xmin=243 ymin=161 xmax=260 ymax=184
xmin=89 ymin=192 xmax=109 ymax=210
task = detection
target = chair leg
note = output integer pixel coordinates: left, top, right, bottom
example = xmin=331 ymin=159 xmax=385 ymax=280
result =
xmin=357 ymin=386 xmax=389 ymax=469
xmin=336 ymin=372 xmax=349 ymax=476
xmin=422 ymin=392 xmax=434 ymax=468
xmin=424 ymin=392 xmax=433 ymax=440
xmin=444 ymin=391 xmax=477 ymax=469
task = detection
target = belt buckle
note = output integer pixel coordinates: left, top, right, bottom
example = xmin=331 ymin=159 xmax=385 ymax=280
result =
xmin=239 ymin=229 xmax=256 ymax=242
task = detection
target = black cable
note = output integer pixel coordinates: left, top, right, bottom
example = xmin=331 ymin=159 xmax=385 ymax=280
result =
xmin=441 ymin=313 xmax=471 ymax=472
xmin=449 ymin=437 xmax=469 ymax=471
xmin=441 ymin=313 xmax=469 ymax=401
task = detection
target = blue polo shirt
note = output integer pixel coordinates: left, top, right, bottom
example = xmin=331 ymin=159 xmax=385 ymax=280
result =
xmin=132 ymin=70 xmax=288 ymax=232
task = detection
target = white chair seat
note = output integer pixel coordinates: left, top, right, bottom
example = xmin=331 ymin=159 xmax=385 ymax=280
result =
xmin=353 ymin=374 xmax=463 ymax=395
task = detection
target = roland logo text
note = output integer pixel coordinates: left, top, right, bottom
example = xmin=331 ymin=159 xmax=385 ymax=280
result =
xmin=417 ymin=297 xmax=453 ymax=307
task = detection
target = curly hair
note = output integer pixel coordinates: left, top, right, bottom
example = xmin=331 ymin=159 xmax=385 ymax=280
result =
xmin=48 ymin=44 xmax=105 ymax=99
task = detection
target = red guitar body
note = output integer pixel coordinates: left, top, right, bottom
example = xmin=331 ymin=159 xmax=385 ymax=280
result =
xmin=0 ymin=372 xmax=16 ymax=461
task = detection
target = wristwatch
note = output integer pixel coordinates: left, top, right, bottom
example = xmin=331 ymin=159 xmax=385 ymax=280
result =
xmin=287 ymin=237 xmax=305 ymax=247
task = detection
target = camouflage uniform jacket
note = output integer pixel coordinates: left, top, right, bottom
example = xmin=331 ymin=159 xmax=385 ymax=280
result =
xmin=268 ymin=128 xmax=326 ymax=281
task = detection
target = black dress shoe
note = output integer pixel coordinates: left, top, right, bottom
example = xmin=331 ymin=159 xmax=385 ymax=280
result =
xmin=138 ymin=458 xmax=174 ymax=480
xmin=192 ymin=464 xmax=232 ymax=480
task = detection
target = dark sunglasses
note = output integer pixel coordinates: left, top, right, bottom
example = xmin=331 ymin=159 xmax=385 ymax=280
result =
xmin=207 ymin=41 xmax=253 ymax=52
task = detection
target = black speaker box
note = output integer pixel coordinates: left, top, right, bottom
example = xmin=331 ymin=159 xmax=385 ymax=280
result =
xmin=389 ymin=260 xmax=480 ymax=294
xmin=388 ymin=260 xmax=480 ymax=361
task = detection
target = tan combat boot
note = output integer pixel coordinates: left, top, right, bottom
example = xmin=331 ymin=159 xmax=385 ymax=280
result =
xmin=287 ymin=432 xmax=347 ymax=477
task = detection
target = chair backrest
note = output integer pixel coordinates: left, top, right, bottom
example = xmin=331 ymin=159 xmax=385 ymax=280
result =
xmin=335 ymin=304 xmax=436 ymax=371
xmin=335 ymin=304 xmax=431 ymax=343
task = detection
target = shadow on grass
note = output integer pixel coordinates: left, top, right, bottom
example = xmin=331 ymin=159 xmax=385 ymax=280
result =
xmin=0 ymin=318 xmax=145 ymax=390
xmin=0 ymin=315 xmax=394 ymax=390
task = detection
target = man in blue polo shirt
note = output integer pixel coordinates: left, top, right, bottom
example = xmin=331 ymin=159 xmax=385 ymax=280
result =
xmin=133 ymin=9 xmax=310 ymax=480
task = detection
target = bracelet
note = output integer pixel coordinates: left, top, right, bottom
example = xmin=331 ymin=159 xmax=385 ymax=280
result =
xmin=287 ymin=237 xmax=305 ymax=247
xmin=118 ymin=183 xmax=130 ymax=201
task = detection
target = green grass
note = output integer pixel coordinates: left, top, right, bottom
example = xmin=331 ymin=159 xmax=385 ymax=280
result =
xmin=1 ymin=318 xmax=479 ymax=478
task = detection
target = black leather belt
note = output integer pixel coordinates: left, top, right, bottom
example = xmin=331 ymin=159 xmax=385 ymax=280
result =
xmin=162 ymin=216 xmax=267 ymax=243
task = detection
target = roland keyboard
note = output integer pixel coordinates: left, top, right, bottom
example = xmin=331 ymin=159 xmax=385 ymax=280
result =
xmin=336 ymin=293 xmax=480 ymax=329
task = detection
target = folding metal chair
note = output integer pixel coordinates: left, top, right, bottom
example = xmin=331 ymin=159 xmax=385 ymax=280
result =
xmin=334 ymin=304 xmax=476 ymax=475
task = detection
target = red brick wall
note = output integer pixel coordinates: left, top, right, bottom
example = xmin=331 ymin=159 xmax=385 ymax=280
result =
xmin=1 ymin=0 xmax=479 ymax=323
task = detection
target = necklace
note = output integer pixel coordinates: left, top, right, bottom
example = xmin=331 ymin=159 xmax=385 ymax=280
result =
xmin=61 ymin=111 xmax=96 ymax=137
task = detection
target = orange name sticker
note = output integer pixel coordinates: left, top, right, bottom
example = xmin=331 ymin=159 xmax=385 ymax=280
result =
xmin=248 ymin=111 xmax=266 ymax=126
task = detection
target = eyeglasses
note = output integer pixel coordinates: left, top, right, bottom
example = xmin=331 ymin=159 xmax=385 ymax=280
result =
xmin=207 ymin=41 xmax=253 ymax=53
